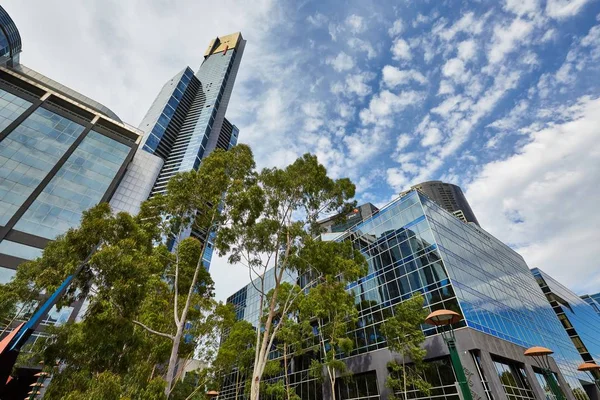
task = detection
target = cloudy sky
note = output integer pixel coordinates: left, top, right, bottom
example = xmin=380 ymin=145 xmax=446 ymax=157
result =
xmin=5 ymin=0 xmax=600 ymax=300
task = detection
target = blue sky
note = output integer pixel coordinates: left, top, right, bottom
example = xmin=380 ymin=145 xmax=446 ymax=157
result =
xmin=5 ymin=0 xmax=600 ymax=298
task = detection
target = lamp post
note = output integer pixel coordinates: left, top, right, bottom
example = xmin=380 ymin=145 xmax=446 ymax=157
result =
xmin=206 ymin=390 xmax=219 ymax=399
xmin=577 ymin=362 xmax=600 ymax=391
xmin=524 ymin=346 xmax=565 ymax=400
xmin=425 ymin=309 xmax=473 ymax=400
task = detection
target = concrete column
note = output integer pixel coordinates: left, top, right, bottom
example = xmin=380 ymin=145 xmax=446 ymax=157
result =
xmin=523 ymin=363 xmax=548 ymax=400
xmin=477 ymin=350 xmax=509 ymax=400
xmin=457 ymin=348 xmax=489 ymax=400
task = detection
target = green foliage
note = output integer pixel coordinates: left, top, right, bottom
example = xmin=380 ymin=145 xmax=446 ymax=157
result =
xmin=210 ymin=152 xmax=365 ymax=400
xmin=300 ymin=278 xmax=362 ymax=400
xmin=3 ymin=145 xmax=256 ymax=399
xmin=380 ymin=294 xmax=431 ymax=400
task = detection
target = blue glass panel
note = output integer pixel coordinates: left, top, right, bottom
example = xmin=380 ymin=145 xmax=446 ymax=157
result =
xmin=0 ymin=88 xmax=31 ymax=132
xmin=14 ymin=131 xmax=129 ymax=239
xmin=0 ymin=108 xmax=84 ymax=225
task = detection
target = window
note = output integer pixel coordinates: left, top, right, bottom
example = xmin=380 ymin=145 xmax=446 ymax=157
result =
xmin=0 ymin=107 xmax=85 ymax=225
xmin=335 ymin=371 xmax=379 ymax=400
xmin=14 ymin=131 xmax=129 ymax=239
xmin=492 ymin=359 xmax=536 ymax=400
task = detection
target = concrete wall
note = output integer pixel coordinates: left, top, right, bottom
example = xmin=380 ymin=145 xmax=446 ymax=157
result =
xmin=324 ymin=327 xmax=577 ymax=400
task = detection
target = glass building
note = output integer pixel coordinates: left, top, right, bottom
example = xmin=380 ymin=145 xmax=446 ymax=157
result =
xmin=532 ymin=268 xmax=600 ymax=382
xmin=581 ymin=293 xmax=600 ymax=316
xmin=0 ymin=5 xmax=142 ymax=302
xmin=223 ymin=191 xmax=595 ymax=400
xmin=110 ymin=33 xmax=244 ymax=268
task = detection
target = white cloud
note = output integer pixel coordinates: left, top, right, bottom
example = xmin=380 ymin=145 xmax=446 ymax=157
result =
xmin=337 ymin=102 xmax=355 ymax=119
xmin=395 ymin=133 xmax=412 ymax=152
xmin=348 ymin=38 xmax=377 ymax=59
xmin=346 ymin=14 xmax=366 ymax=34
xmin=343 ymin=127 xmax=388 ymax=163
xmin=487 ymin=99 xmax=529 ymax=131
xmin=328 ymin=23 xmax=342 ymax=41
xmin=466 ymin=96 xmax=600 ymax=292
xmin=442 ymin=58 xmax=469 ymax=84
xmin=345 ymin=71 xmax=375 ymax=97
xmin=438 ymin=12 xmax=485 ymax=41
xmin=438 ymin=80 xmax=454 ymax=95
xmin=421 ymin=127 xmax=442 ymax=147
xmin=457 ymin=39 xmax=477 ymax=61
xmin=390 ymin=38 xmax=412 ymax=61
xmin=504 ymin=0 xmax=540 ymax=16
xmin=488 ymin=18 xmax=534 ymax=64
xmin=382 ymin=65 xmax=427 ymax=87
xmin=386 ymin=168 xmax=410 ymax=191
xmin=326 ymin=51 xmax=355 ymax=72
xmin=546 ymin=0 xmax=592 ymax=19
xmin=388 ymin=18 xmax=404 ymax=37
xmin=360 ymin=90 xmax=425 ymax=125
xmin=412 ymin=13 xmax=431 ymax=28
xmin=301 ymin=101 xmax=325 ymax=118
xmin=306 ymin=12 xmax=328 ymax=27
xmin=540 ymin=28 xmax=557 ymax=42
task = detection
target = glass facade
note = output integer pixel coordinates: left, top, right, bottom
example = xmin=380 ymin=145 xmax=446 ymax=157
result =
xmin=0 ymin=106 xmax=85 ymax=225
xmin=581 ymin=295 xmax=600 ymax=316
xmin=0 ymin=87 xmax=30 ymax=132
xmin=141 ymin=67 xmax=195 ymax=156
xmin=13 ymin=130 xmax=129 ymax=239
xmin=224 ymin=191 xmax=593 ymax=399
xmin=532 ymin=269 xmax=600 ymax=367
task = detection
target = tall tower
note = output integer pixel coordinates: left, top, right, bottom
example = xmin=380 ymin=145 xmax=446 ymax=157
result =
xmin=402 ymin=181 xmax=480 ymax=226
xmin=109 ymin=33 xmax=245 ymax=268
xmin=139 ymin=32 xmax=245 ymax=196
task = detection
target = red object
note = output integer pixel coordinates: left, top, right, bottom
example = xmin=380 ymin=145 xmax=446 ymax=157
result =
xmin=223 ymin=44 xmax=229 ymax=55
xmin=0 ymin=322 xmax=24 ymax=354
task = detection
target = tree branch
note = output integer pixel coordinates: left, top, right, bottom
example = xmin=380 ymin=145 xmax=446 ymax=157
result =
xmin=132 ymin=320 xmax=174 ymax=340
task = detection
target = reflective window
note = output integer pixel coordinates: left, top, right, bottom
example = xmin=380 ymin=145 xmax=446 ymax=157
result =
xmin=335 ymin=370 xmax=379 ymax=399
xmin=14 ymin=131 xmax=129 ymax=239
xmin=0 ymin=266 xmax=16 ymax=284
xmin=492 ymin=359 xmax=536 ymax=400
xmin=0 ymin=239 xmax=43 ymax=260
xmin=0 ymin=88 xmax=31 ymax=132
xmin=0 ymin=31 xmax=9 ymax=58
xmin=0 ymin=107 xmax=84 ymax=225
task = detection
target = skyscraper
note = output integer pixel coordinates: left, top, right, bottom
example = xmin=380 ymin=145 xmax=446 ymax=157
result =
xmin=402 ymin=180 xmax=480 ymax=226
xmin=0 ymin=6 xmax=142 ymax=284
xmin=110 ymin=33 xmax=245 ymax=269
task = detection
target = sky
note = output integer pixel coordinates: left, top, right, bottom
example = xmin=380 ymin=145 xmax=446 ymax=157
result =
xmin=4 ymin=0 xmax=600 ymax=301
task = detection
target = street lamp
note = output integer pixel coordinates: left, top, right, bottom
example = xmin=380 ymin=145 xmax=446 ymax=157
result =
xmin=206 ymin=390 xmax=219 ymax=398
xmin=577 ymin=362 xmax=600 ymax=391
xmin=524 ymin=346 xmax=565 ymax=400
xmin=425 ymin=309 xmax=473 ymax=400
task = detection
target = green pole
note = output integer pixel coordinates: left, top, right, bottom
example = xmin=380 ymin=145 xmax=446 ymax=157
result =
xmin=446 ymin=338 xmax=473 ymax=400
xmin=544 ymin=369 xmax=565 ymax=400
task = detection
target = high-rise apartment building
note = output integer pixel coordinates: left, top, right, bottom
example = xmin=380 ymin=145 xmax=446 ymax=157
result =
xmin=109 ymin=34 xmax=244 ymax=269
xmin=0 ymin=6 xmax=142 ymax=284
xmin=402 ymin=180 xmax=480 ymax=226
xmin=224 ymin=190 xmax=598 ymax=400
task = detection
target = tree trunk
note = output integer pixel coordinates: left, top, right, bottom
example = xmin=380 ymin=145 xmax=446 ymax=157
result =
xmin=284 ymin=343 xmax=290 ymax=400
xmin=165 ymin=323 xmax=184 ymax=396
xmin=250 ymin=374 xmax=261 ymax=400
xmin=235 ymin=369 xmax=240 ymax=400
xmin=403 ymin=353 xmax=407 ymax=400
xmin=329 ymin=366 xmax=337 ymax=400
